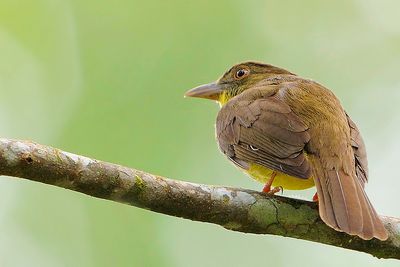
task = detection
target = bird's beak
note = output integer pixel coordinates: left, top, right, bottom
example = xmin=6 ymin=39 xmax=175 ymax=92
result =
xmin=184 ymin=82 xmax=224 ymax=100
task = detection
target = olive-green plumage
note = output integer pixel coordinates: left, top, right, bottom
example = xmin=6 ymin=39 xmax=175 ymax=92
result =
xmin=185 ymin=61 xmax=388 ymax=241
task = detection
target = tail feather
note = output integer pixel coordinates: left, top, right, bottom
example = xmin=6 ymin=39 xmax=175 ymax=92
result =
xmin=313 ymin=171 xmax=337 ymax=229
xmin=354 ymin=178 xmax=374 ymax=239
xmin=312 ymin=159 xmax=388 ymax=240
xmin=328 ymin=169 xmax=362 ymax=234
xmin=355 ymin=179 xmax=388 ymax=240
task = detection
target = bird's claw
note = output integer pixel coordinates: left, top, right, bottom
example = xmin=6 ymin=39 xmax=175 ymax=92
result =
xmin=268 ymin=186 xmax=282 ymax=195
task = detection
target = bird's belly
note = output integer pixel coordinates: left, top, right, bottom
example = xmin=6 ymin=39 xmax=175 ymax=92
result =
xmin=245 ymin=163 xmax=315 ymax=190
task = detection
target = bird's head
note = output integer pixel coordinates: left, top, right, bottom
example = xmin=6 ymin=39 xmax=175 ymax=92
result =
xmin=185 ymin=61 xmax=294 ymax=106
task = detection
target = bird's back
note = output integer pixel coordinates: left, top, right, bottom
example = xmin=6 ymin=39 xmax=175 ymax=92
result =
xmin=276 ymin=77 xmax=387 ymax=240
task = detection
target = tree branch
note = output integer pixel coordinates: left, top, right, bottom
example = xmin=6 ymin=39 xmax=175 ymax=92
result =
xmin=0 ymin=138 xmax=398 ymax=259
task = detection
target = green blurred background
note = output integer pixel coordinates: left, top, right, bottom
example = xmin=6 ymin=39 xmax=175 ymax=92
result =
xmin=0 ymin=0 xmax=399 ymax=266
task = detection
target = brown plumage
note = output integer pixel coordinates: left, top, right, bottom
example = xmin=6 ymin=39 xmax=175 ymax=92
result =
xmin=185 ymin=61 xmax=388 ymax=240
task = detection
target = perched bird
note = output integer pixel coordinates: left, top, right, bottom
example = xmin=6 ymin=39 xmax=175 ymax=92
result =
xmin=185 ymin=61 xmax=388 ymax=240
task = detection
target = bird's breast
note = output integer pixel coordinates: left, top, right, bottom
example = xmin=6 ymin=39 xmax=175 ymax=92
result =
xmin=245 ymin=163 xmax=315 ymax=190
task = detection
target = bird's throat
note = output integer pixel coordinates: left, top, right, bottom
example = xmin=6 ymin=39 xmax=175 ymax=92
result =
xmin=217 ymin=91 xmax=231 ymax=106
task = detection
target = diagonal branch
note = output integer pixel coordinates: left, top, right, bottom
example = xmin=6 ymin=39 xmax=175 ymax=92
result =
xmin=0 ymin=138 xmax=398 ymax=259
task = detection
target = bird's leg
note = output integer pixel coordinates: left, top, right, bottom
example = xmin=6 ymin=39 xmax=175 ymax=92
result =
xmin=262 ymin=172 xmax=280 ymax=194
xmin=312 ymin=192 xmax=318 ymax=202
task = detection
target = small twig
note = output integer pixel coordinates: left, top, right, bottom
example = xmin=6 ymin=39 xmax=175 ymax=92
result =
xmin=0 ymin=138 xmax=398 ymax=259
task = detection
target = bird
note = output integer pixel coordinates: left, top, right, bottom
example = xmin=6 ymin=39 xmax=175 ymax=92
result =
xmin=184 ymin=61 xmax=388 ymax=241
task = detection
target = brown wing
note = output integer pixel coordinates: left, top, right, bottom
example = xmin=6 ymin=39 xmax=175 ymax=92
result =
xmin=216 ymin=87 xmax=312 ymax=179
xmin=346 ymin=112 xmax=368 ymax=186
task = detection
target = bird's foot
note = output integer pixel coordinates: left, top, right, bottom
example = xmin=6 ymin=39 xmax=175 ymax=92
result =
xmin=271 ymin=186 xmax=283 ymax=194
xmin=312 ymin=192 xmax=318 ymax=202
xmin=262 ymin=172 xmax=281 ymax=194
xmin=262 ymin=185 xmax=282 ymax=194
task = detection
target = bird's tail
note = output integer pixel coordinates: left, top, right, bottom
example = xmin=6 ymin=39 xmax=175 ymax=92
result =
xmin=311 ymin=157 xmax=388 ymax=240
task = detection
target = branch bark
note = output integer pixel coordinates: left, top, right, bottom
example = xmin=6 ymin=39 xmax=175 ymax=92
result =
xmin=0 ymin=138 xmax=398 ymax=259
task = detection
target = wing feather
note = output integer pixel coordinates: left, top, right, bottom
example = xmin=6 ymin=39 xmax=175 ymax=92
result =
xmin=216 ymin=87 xmax=312 ymax=179
xmin=345 ymin=113 xmax=368 ymax=186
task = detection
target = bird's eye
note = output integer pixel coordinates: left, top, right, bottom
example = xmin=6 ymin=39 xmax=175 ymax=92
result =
xmin=234 ymin=68 xmax=249 ymax=79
